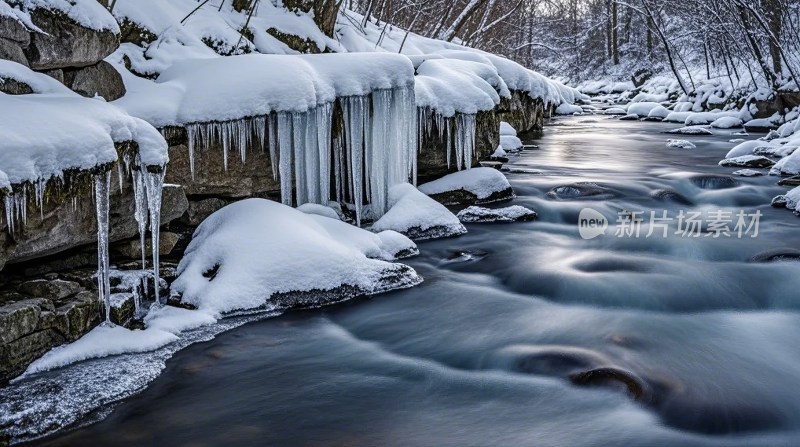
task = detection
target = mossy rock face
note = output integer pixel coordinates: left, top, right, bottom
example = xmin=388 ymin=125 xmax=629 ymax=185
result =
xmin=266 ymin=27 xmax=321 ymax=53
xmin=118 ymin=18 xmax=157 ymax=46
xmin=201 ymin=36 xmax=253 ymax=56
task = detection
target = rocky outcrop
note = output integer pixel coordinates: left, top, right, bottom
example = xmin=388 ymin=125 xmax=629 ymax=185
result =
xmin=23 ymin=8 xmax=118 ymax=71
xmin=62 ymin=60 xmax=126 ymax=100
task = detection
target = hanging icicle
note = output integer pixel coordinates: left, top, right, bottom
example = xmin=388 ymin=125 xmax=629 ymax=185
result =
xmin=94 ymin=170 xmax=112 ymax=325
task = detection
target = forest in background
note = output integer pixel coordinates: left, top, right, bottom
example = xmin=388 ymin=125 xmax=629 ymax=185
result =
xmin=348 ymin=0 xmax=800 ymax=96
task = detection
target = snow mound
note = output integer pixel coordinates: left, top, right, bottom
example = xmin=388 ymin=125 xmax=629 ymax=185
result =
xmin=647 ymin=106 xmax=670 ymax=119
xmin=626 ymin=102 xmax=661 ymax=117
xmin=372 ymin=183 xmax=466 ymax=240
xmin=457 ymin=205 xmax=537 ymax=223
xmin=0 ymin=93 xmax=168 ymax=185
xmin=773 ymin=186 xmax=800 ymax=212
xmin=745 ymin=118 xmax=779 ymax=130
xmin=492 ymin=145 xmax=507 ymax=157
xmin=500 ymin=121 xmax=517 ymax=136
xmin=297 ymin=203 xmax=341 ymax=220
xmin=667 ymin=126 xmax=713 ymax=135
xmin=419 ymin=167 xmax=513 ymax=205
xmin=711 ymin=116 xmax=744 ymax=129
xmin=663 ymin=111 xmax=692 ymax=123
xmin=726 ymin=140 xmax=768 ymax=158
xmin=771 ymin=150 xmax=800 ymax=176
xmin=171 ymin=198 xmax=422 ymax=315
xmin=500 ymin=135 xmax=523 ymax=151
xmin=555 ymin=103 xmax=583 ymax=115
xmin=414 ymin=57 xmax=504 ymax=116
xmin=666 ymin=139 xmax=696 ymax=149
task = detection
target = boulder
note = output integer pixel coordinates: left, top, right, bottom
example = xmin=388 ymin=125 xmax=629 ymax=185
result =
xmin=778 ymin=175 xmax=800 ymax=187
xmin=456 ymin=205 xmax=537 ymax=223
xmin=0 ymin=37 xmax=29 ymax=67
xmin=112 ymin=231 xmax=180 ymax=260
xmin=0 ymin=75 xmax=33 ymax=94
xmin=18 ymin=279 xmax=81 ymax=300
xmin=0 ymin=15 xmax=30 ymax=45
xmin=181 ymin=197 xmax=228 ymax=226
xmin=718 ymin=155 xmax=775 ymax=168
xmin=24 ymin=8 xmax=119 ymax=70
xmin=63 ymin=60 xmax=126 ymax=100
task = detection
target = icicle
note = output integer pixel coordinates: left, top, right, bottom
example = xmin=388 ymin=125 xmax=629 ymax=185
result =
xmin=94 ymin=170 xmax=112 ymax=324
xmin=343 ymin=96 xmax=366 ymax=226
xmin=116 ymin=160 xmax=125 ymax=193
xmin=268 ymin=114 xmax=279 ymax=180
xmin=277 ymin=112 xmax=294 ymax=205
xmin=131 ymin=167 xmax=148 ymax=314
xmin=316 ymin=103 xmax=332 ymax=205
xmin=143 ymin=166 xmax=166 ymax=305
xmin=292 ymin=112 xmax=308 ymax=205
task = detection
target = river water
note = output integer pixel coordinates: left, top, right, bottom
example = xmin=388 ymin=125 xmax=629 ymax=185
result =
xmin=31 ymin=116 xmax=800 ymax=446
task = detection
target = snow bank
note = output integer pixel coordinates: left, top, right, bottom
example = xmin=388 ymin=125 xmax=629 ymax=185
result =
xmin=726 ymin=140 xmax=770 ymax=158
xmin=772 ymin=150 xmax=800 ymax=175
xmin=555 ymin=103 xmax=583 ymax=115
xmin=372 ymin=183 xmax=466 ymax=240
xmin=0 ymin=93 xmax=168 ymax=185
xmin=117 ymin=53 xmax=415 ymax=127
xmin=172 ymin=198 xmax=421 ymax=314
xmin=419 ymin=167 xmax=512 ymax=203
xmin=297 ymin=203 xmax=341 ymax=220
xmin=414 ymin=58 xmax=503 ymax=116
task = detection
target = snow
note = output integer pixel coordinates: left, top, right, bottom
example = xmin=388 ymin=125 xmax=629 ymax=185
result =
xmin=371 ymin=183 xmax=466 ymax=240
xmin=456 ymin=205 xmax=536 ymax=223
xmin=117 ymin=53 xmax=415 ymax=127
xmin=745 ymin=118 xmax=778 ymax=130
xmin=771 ymin=150 xmax=800 ymax=176
xmin=718 ymin=155 xmax=773 ymax=167
xmin=666 ymin=139 xmax=696 ymax=149
xmin=297 ymin=203 xmax=340 ymax=220
xmin=647 ymin=105 xmax=670 ymax=119
xmin=663 ymin=111 xmax=692 ymax=123
xmin=626 ymin=102 xmax=661 ymax=117
xmin=15 ymin=0 xmax=119 ymax=32
xmin=500 ymin=135 xmax=523 ymax=151
xmin=0 ymin=60 xmax=72 ymax=94
xmin=732 ymin=169 xmax=763 ymax=177
xmin=171 ymin=198 xmax=421 ymax=314
xmin=25 ymin=325 xmax=178 ymax=375
xmin=0 ymin=93 xmax=168 ymax=186
xmin=711 ymin=116 xmax=744 ymax=129
xmin=555 ymin=103 xmax=583 ymax=115
xmin=500 ymin=121 xmax=517 ymax=136
xmin=418 ymin=167 xmax=511 ymax=201
xmin=414 ymin=57 xmax=503 ymax=116
xmin=685 ymin=111 xmax=739 ymax=126
xmin=667 ymin=126 xmax=713 ymax=135
xmin=726 ymin=140 xmax=769 ymax=158
xmin=603 ymin=107 xmax=626 ymax=115
xmin=492 ymin=145 xmax=507 ymax=157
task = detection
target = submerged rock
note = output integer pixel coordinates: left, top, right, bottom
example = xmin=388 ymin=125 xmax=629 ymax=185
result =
xmin=456 ymin=205 xmax=537 ymax=223
xmin=750 ymin=248 xmax=800 ymax=263
xmin=546 ymin=182 xmax=614 ymax=200
xmin=444 ymin=249 xmax=488 ymax=263
xmin=667 ymin=126 xmax=713 ymax=135
xmin=689 ymin=175 xmax=738 ymax=190
xmin=665 ymin=139 xmax=695 ymax=149
xmin=649 ymin=189 xmax=693 ymax=205
xmin=777 ymin=175 xmax=800 ymax=187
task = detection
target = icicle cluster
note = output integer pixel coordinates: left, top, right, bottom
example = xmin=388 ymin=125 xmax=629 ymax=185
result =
xmin=183 ymin=87 xmax=417 ymax=223
xmin=417 ymin=108 xmax=477 ymax=171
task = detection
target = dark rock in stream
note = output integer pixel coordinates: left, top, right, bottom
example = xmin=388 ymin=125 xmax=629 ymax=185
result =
xmin=689 ymin=175 xmax=738 ymax=190
xmin=546 ymin=182 xmax=614 ymax=200
xmin=427 ymin=187 xmax=515 ymax=207
xmin=569 ymin=367 xmax=651 ymax=402
xmin=750 ymin=248 xmax=800 ymax=263
xmin=649 ymin=189 xmax=693 ymax=205
xmin=778 ymin=175 xmax=800 ymax=187
xmin=456 ymin=205 xmax=537 ymax=223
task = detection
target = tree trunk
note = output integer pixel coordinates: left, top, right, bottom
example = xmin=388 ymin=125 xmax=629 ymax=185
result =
xmin=284 ymin=0 xmax=342 ymax=37
xmin=611 ymin=0 xmax=619 ymax=65
xmin=761 ymin=0 xmax=783 ymax=76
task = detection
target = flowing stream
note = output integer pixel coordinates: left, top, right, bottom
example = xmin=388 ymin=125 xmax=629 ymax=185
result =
xmin=26 ymin=116 xmax=800 ymax=446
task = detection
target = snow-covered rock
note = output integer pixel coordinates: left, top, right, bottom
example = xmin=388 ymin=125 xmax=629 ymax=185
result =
xmin=667 ymin=126 xmax=713 ymax=135
xmin=663 ymin=111 xmax=692 ymax=123
xmin=500 ymin=134 xmax=523 ymax=151
xmin=732 ymin=169 xmax=763 ymax=177
xmin=419 ymin=167 xmax=514 ymax=205
xmin=626 ymin=102 xmax=661 ymax=117
xmin=603 ymin=107 xmax=626 ymax=115
xmin=492 ymin=145 xmax=507 ymax=158
xmin=719 ymin=155 xmax=775 ymax=168
xmin=666 ymin=139 xmax=696 ymax=149
xmin=555 ymin=103 xmax=583 ymax=115
xmin=771 ymin=186 xmax=800 ymax=212
xmin=171 ymin=198 xmax=421 ymax=314
xmin=647 ymin=105 xmax=670 ymax=120
xmin=711 ymin=116 xmax=744 ymax=129
xmin=726 ymin=140 xmax=768 ymax=158
xmin=619 ymin=114 xmax=639 ymax=121
xmin=456 ymin=205 xmax=537 ymax=223
xmin=500 ymin=121 xmax=517 ymax=136
xmin=372 ymin=183 xmax=466 ymax=240
xmin=744 ymin=118 xmax=779 ymax=132
xmin=771 ymin=150 xmax=800 ymax=176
